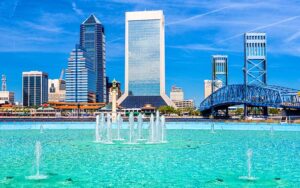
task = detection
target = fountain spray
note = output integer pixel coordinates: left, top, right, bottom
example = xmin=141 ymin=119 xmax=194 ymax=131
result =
xmin=26 ymin=141 xmax=48 ymax=180
xmin=95 ymin=115 xmax=100 ymax=142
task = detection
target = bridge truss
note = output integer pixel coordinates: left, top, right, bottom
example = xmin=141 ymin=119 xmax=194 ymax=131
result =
xmin=200 ymin=84 xmax=300 ymax=115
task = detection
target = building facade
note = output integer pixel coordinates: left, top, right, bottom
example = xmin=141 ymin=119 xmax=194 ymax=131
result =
xmin=0 ymin=91 xmax=14 ymax=104
xmin=80 ymin=14 xmax=107 ymax=102
xmin=117 ymin=10 xmax=174 ymax=108
xmin=204 ymin=80 xmax=222 ymax=99
xmin=170 ymin=86 xmax=184 ymax=101
xmin=48 ymin=79 xmax=66 ymax=102
xmin=0 ymin=74 xmax=14 ymax=104
xmin=22 ymin=71 xmax=48 ymax=107
xmin=212 ymin=55 xmax=228 ymax=91
xmin=170 ymin=86 xmax=194 ymax=109
xmin=173 ymin=100 xmax=194 ymax=109
xmin=244 ymin=32 xmax=267 ymax=86
xmin=65 ymin=45 xmax=96 ymax=103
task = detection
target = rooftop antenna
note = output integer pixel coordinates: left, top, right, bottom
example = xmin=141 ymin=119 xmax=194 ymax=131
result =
xmin=2 ymin=74 xmax=6 ymax=91
xmin=59 ymin=69 xmax=64 ymax=80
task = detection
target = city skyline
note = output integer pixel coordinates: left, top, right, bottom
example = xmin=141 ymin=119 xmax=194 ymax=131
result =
xmin=1 ymin=0 xmax=300 ymax=105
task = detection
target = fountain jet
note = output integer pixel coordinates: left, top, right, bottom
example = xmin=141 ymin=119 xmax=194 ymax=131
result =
xmin=211 ymin=123 xmax=215 ymax=133
xmin=26 ymin=141 xmax=48 ymax=180
xmin=106 ymin=113 xmax=113 ymax=144
xmin=40 ymin=124 xmax=44 ymax=133
xmin=161 ymin=115 xmax=167 ymax=143
xmin=127 ymin=112 xmax=136 ymax=144
xmin=95 ymin=115 xmax=101 ymax=142
xmin=114 ymin=113 xmax=125 ymax=142
xmin=239 ymin=149 xmax=257 ymax=181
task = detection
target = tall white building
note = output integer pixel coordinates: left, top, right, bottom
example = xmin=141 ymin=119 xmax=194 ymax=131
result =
xmin=117 ymin=10 xmax=174 ymax=108
xmin=204 ymin=80 xmax=222 ymax=99
xmin=48 ymin=79 xmax=66 ymax=102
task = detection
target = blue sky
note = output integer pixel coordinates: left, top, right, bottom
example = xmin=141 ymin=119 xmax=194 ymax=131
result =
xmin=0 ymin=0 xmax=300 ymax=105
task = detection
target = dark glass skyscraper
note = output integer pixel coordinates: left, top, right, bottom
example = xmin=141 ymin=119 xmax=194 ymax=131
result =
xmin=22 ymin=71 xmax=48 ymax=107
xmin=80 ymin=14 xmax=106 ymax=102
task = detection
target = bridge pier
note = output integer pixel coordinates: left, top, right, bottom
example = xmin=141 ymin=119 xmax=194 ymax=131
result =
xmin=211 ymin=107 xmax=230 ymax=119
xmin=244 ymin=104 xmax=248 ymax=118
xmin=282 ymin=108 xmax=300 ymax=116
xmin=263 ymin=107 xmax=268 ymax=117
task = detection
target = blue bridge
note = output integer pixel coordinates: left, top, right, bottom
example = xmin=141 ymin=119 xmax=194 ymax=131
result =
xmin=200 ymin=84 xmax=300 ymax=116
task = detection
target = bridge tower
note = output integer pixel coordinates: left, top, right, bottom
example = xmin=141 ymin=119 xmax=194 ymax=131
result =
xmin=244 ymin=32 xmax=267 ymax=116
xmin=212 ymin=55 xmax=228 ymax=116
xmin=212 ymin=55 xmax=228 ymax=91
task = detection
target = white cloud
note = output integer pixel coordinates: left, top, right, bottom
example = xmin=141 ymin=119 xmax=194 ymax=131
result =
xmin=286 ymin=31 xmax=300 ymax=42
xmin=72 ymin=2 xmax=83 ymax=16
xmin=168 ymin=44 xmax=234 ymax=52
xmin=219 ymin=15 xmax=300 ymax=43
xmin=167 ymin=5 xmax=233 ymax=26
xmin=23 ymin=21 xmax=62 ymax=33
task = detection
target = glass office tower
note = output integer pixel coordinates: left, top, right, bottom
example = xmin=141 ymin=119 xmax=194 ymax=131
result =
xmin=118 ymin=10 xmax=174 ymax=108
xmin=80 ymin=14 xmax=106 ymax=102
xmin=22 ymin=71 xmax=48 ymax=107
xmin=65 ymin=45 xmax=96 ymax=102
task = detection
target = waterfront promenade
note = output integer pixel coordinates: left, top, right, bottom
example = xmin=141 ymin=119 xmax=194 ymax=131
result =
xmin=1 ymin=116 xmax=299 ymax=123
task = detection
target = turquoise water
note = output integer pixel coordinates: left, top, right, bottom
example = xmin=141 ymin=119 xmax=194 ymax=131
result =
xmin=0 ymin=122 xmax=299 ymax=187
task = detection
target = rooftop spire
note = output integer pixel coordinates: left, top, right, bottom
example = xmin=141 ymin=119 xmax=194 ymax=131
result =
xmin=2 ymin=74 xmax=6 ymax=91
xmin=82 ymin=14 xmax=101 ymax=24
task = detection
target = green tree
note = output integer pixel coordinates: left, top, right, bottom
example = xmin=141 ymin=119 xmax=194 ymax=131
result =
xmin=235 ymin=108 xmax=244 ymax=115
xmin=269 ymin=108 xmax=280 ymax=115
xmin=158 ymin=106 xmax=176 ymax=115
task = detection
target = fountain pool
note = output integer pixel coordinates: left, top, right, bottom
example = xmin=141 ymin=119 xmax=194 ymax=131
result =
xmin=0 ymin=121 xmax=299 ymax=187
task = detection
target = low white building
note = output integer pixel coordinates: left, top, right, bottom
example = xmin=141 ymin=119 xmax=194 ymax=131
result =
xmin=170 ymin=86 xmax=194 ymax=109
xmin=173 ymin=99 xmax=194 ymax=109
xmin=48 ymin=79 xmax=66 ymax=102
xmin=0 ymin=91 xmax=14 ymax=104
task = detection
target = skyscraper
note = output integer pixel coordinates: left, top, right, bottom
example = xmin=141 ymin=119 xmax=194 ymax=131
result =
xmin=244 ymin=32 xmax=267 ymax=86
xmin=212 ymin=55 xmax=228 ymax=91
xmin=117 ymin=10 xmax=174 ymax=108
xmin=65 ymin=45 xmax=96 ymax=102
xmin=80 ymin=14 xmax=106 ymax=102
xmin=22 ymin=71 xmax=48 ymax=107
